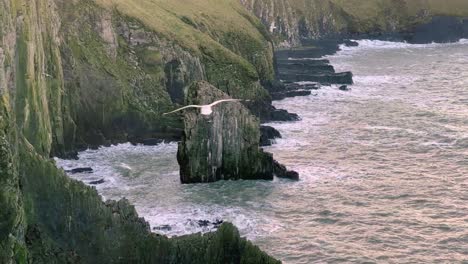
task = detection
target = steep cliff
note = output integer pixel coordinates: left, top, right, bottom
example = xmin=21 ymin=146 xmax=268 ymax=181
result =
xmin=0 ymin=0 xmax=282 ymax=262
xmin=240 ymin=0 xmax=468 ymax=46
xmin=5 ymin=0 xmax=278 ymax=159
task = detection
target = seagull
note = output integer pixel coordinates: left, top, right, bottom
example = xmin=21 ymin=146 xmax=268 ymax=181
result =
xmin=163 ymin=99 xmax=243 ymax=116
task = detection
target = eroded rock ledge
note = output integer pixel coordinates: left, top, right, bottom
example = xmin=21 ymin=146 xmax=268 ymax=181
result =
xmin=178 ymin=81 xmax=297 ymax=183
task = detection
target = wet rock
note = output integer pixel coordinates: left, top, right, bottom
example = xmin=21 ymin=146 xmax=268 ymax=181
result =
xmin=276 ymin=59 xmax=331 ymax=66
xmin=89 ymin=179 xmax=105 ymax=185
xmin=260 ymin=126 xmax=282 ymax=146
xmin=197 ymin=220 xmax=210 ymax=227
xmin=271 ymin=90 xmax=312 ymax=101
xmin=344 ymin=39 xmax=359 ymax=47
xmin=278 ymin=64 xmax=335 ymax=75
xmin=270 ymin=109 xmax=300 ymax=121
xmin=212 ymin=219 xmax=224 ymax=228
xmin=153 ymin=225 xmax=172 ymax=231
xmin=284 ymin=82 xmax=320 ymax=91
xmin=66 ymin=167 xmax=93 ymax=174
xmin=339 ymin=85 xmax=350 ymax=91
xmin=281 ymin=71 xmax=354 ymax=85
xmin=140 ymin=138 xmax=164 ymax=146
xmin=178 ymin=81 xmax=293 ymax=183
xmin=273 ymin=161 xmax=299 ymax=180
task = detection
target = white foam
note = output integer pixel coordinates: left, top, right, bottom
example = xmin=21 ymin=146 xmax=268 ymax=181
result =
xmin=334 ymin=38 xmax=468 ymax=55
xmin=294 ymin=81 xmax=320 ymax=86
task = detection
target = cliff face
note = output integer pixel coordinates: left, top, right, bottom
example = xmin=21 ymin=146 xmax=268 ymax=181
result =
xmin=240 ymin=0 xmax=468 ymax=46
xmin=0 ymin=0 xmax=281 ymax=262
xmin=177 ymin=81 xmax=277 ymax=183
xmin=5 ymin=0 xmax=277 ymax=159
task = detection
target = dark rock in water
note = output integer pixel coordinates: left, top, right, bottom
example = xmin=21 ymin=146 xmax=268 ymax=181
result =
xmin=66 ymin=167 xmax=93 ymax=174
xmin=190 ymin=219 xmax=224 ymax=229
xmin=278 ymin=64 xmax=335 ymax=75
xmin=212 ymin=219 xmax=224 ymax=228
xmin=273 ymin=161 xmax=299 ymax=180
xmin=178 ymin=81 xmax=293 ymax=183
xmin=339 ymin=85 xmax=350 ymax=91
xmin=153 ymin=225 xmax=172 ymax=231
xmin=344 ymin=39 xmax=359 ymax=47
xmin=89 ymin=179 xmax=105 ymax=185
xmin=260 ymin=126 xmax=282 ymax=146
xmin=197 ymin=220 xmax=211 ymax=227
xmin=281 ymin=71 xmax=353 ymax=85
xmin=285 ymin=82 xmax=320 ymax=91
xmin=276 ymin=45 xmax=338 ymax=59
xmin=140 ymin=138 xmax=163 ymax=146
xmin=276 ymin=59 xmax=331 ymax=67
xmin=271 ymin=90 xmax=312 ymax=101
xmin=270 ymin=109 xmax=300 ymax=121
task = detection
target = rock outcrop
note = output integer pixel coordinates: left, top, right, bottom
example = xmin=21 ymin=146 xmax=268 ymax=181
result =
xmin=178 ymin=81 xmax=296 ymax=183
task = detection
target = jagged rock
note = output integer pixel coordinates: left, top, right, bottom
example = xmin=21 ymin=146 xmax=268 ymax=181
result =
xmin=140 ymin=138 xmax=164 ymax=146
xmin=273 ymin=161 xmax=300 ymax=180
xmin=278 ymin=64 xmax=335 ymax=74
xmin=65 ymin=167 xmax=93 ymax=174
xmin=276 ymin=59 xmax=331 ymax=66
xmin=178 ymin=81 xmax=294 ymax=183
xmin=270 ymin=109 xmax=300 ymax=121
xmin=284 ymin=82 xmax=320 ymax=91
xmin=89 ymin=179 xmax=105 ymax=185
xmin=282 ymin=72 xmax=354 ymax=84
xmin=339 ymin=85 xmax=350 ymax=91
xmin=153 ymin=225 xmax=172 ymax=231
xmin=260 ymin=126 xmax=282 ymax=146
xmin=344 ymin=40 xmax=359 ymax=47
xmin=271 ymin=90 xmax=312 ymax=101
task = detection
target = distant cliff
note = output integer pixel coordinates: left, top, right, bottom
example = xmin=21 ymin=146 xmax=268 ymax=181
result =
xmin=240 ymin=0 xmax=468 ymax=46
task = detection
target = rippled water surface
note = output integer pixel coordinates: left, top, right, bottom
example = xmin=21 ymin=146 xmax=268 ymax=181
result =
xmin=56 ymin=40 xmax=468 ymax=263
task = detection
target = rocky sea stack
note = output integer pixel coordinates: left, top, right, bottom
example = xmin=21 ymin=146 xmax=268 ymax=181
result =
xmin=178 ymin=81 xmax=296 ymax=183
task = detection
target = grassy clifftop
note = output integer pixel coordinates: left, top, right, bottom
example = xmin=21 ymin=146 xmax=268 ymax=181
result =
xmin=241 ymin=0 xmax=468 ymax=45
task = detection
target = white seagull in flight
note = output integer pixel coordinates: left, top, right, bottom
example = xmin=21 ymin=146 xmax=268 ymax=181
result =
xmin=163 ymin=99 xmax=243 ymax=116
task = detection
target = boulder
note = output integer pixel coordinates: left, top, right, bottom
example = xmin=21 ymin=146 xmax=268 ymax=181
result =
xmin=339 ymin=85 xmax=350 ymax=91
xmin=260 ymin=126 xmax=282 ymax=146
xmin=178 ymin=81 xmax=295 ymax=183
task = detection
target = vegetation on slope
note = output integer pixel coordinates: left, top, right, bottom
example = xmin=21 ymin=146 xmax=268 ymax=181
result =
xmin=1 ymin=0 xmax=282 ymax=262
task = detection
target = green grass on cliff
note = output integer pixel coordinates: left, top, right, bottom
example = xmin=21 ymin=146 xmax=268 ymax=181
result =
xmin=96 ymin=0 xmax=268 ymax=52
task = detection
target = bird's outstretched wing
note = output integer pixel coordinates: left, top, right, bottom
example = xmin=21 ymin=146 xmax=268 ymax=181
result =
xmin=163 ymin=105 xmax=202 ymax=115
xmin=209 ymin=99 xmax=242 ymax=107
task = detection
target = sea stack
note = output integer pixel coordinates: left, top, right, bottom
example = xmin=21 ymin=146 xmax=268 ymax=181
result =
xmin=178 ymin=81 xmax=295 ymax=183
